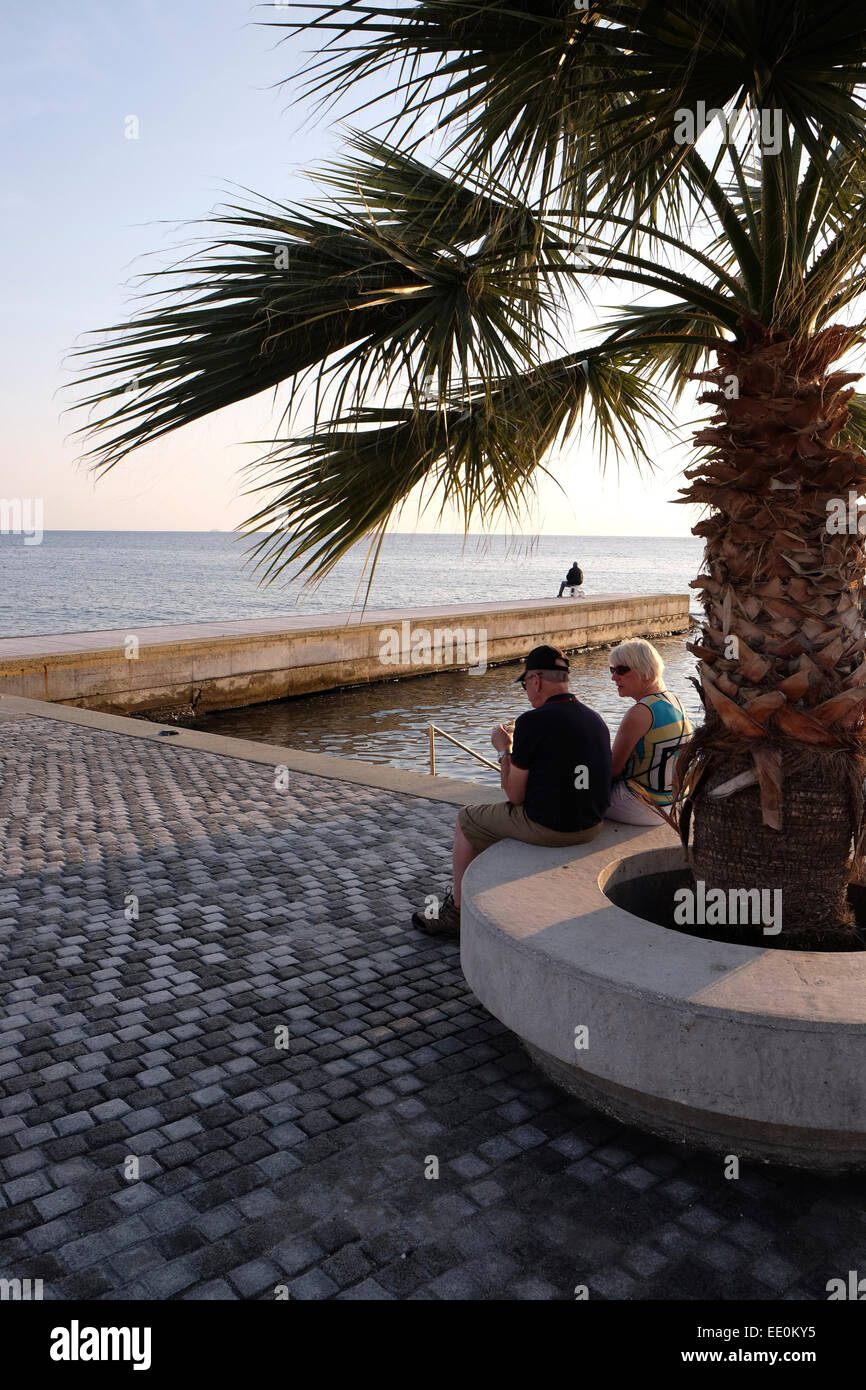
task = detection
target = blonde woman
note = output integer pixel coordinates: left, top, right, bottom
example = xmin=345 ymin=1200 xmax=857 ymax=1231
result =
xmin=606 ymin=639 xmax=692 ymax=824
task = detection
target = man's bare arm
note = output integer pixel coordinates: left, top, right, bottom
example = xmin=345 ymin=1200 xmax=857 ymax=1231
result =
xmin=498 ymin=752 xmax=529 ymax=805
xmin=491 ymin=722 xmax=529 ymax=804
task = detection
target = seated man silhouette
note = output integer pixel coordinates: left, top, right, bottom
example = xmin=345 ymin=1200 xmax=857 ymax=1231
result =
xmin=557 ymin=560 xmax=583 ymax=597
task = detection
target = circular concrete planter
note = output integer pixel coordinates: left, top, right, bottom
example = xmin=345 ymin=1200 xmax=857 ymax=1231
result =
xmin=460 ymin=824 xmax=866 ymax=1171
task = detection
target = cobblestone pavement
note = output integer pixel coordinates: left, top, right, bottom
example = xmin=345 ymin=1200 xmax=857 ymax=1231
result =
xmin=1 ymin=711 xmax=865 ymax=1301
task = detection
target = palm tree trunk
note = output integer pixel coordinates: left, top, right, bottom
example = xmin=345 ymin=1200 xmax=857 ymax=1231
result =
xmin=676 ymin=317 xmax=866 ymax=946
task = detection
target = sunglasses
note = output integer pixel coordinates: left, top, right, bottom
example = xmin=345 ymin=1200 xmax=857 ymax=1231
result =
xmin=609 ymin=664 xmax=631 ymax=676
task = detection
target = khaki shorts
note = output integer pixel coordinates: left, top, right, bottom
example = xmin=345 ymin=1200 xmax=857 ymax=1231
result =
xmin=458 ymin=801 xmax=603 ymax=854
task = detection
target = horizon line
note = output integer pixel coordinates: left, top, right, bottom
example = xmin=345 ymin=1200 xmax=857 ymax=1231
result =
xmin=3 ymin=528 xmax=700 ymax=539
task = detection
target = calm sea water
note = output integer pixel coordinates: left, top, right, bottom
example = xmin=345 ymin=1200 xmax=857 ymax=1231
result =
xmin=0 ymin=531 xmax=703 ymax=634
xmin=0 ymin=531 xmax=704 ymax=780
xmin=197 ymin=632 xmax=703 ymax=785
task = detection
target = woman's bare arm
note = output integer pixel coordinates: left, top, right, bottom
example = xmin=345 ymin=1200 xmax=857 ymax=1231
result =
xmin=611 ymin=703 xmax=654 ymax=777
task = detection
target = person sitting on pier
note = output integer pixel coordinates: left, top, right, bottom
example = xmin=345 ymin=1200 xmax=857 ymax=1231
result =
xmin=605 ymin=639 xmax=692 ymax=825
xmin=412 ymin=645 xmax=612 ymax=936
xmin=557 ymin=561 xmax=583 ymax=598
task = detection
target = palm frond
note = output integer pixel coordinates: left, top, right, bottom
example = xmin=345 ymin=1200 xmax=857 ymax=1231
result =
xmin=240 ymin=346 xmax=675 ymax=591
xmin=280 ymin=3 xmax=866 ymax=226
xmin=314 ymin=131 xmax=546 ymax=251
xmin=70 ymin=178 xmax=555 ymax=472
xmin=598 ymin=302 xmax=729 ymax=399
xmin=837 ymin=392 xmax=866 ymax=450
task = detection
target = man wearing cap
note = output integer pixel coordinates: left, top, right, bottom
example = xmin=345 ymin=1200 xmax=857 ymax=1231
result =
xmin=413 ymin=645 xmax=612 ymax=936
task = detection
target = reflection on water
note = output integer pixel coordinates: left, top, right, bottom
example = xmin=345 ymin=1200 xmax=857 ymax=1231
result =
xmin=193 ymin=631 xmax=701 ymax=784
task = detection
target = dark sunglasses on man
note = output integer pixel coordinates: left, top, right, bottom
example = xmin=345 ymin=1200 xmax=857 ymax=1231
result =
xmin=609 ymin=664 xmax=631 ymax=676
xmin=513 ymin=644 xmax=571 ymax=690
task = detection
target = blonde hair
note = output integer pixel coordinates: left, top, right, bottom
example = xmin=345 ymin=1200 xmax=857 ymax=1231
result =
xmin=609 ymin=638 xmax=664 ymax=684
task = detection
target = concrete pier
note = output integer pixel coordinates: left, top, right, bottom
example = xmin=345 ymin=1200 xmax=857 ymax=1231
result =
xmin=0 ymin=592 xmax=690 ymax=717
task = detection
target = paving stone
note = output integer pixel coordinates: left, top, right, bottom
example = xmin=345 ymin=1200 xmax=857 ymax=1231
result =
xmin=271 ymin=1236 xmax=325 ymax=1277
xmin=184 ymin=1279 xmax=238 ymax=1300
xmin=283 ymin=1269 xmax=340 ymax=1300
xmin=449 ymin=1154 xmax=491 ymax=1181
xmin=622 ymin=1243 xmax=669 ymax=1279
xmin=237 ymin=1188 xmax=284 ymax=1220
xmin=750 ymin=1254 xmax=801 ymax=1292
xmin=141 ymin=1196 xmax=199 ymax=1233
xmin=466 ymin=1179 xmax=505 ymax=1207
xmin=509 ymin=1276 xmax=562 ymax=1300
xmin=138 ymin=1067 xmax=173 ymax=1087
xmin=426 ymin=1266 xmax=485 ymax=1300
xmin=110 ymin=1242 xmax=166 ymax=1281
xmin=54 ymin=1113 xmax=93 ymax=1137
xmin=728 ymin=1218 xmax=772 ymax=1252
xmin=653 ymin=1224 xmax=700 ymax=1259
xmin=140 ymin=1255 xmax=201 ymax=1299
xmin=58 ymin=1265 xmax=115 ymax=1300
xmin=33 ymin=1187 xmax=87 ymax=1221
xmin=662 ymin=1178 xmax=701 ymax=1204
xmin=92 ymin=1099 xmax=131 ymax=1122
xmin=15 ymin=1123 xmax=56 ymax=1149
xmin=229 ymin=1258 xmax=283 ymax=1298
xmin=550 ymin=1133 xmax=593 ymax=1160
xmin=267 ymin=1121 xmax=305 ymax=1148
xmin=4 ymin=1150 xmax=44 ymax=1178
xmin=616 ymin=1164 xmax=660 ymax=1192
xmin=191 ymin=1204 xmax=244 ymax=1241
xmin=680 ymin=1205 xmax=726 ymax=1236
xmin=6 ymin=1172 xmax=53 ymax=1204
xmin=565 ymin=1158 xmax=609 ymax=1185
xmin=590 ymin=1267 xmax=642 ymax=1299
xmin=321 ymin=1245 xmax=373 ymax=1288
xmin=478 ymin=1135 xmax=522 ymax=1164
xmin=700 ymin=1240 xmax=747 ymax=1272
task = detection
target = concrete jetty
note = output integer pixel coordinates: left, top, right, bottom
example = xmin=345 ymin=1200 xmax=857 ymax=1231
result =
xmin=0 ymin=592 xmax=690 ymax=717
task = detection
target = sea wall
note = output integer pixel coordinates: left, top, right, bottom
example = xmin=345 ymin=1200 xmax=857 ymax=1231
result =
xmin=0 ymin=594 xmax=691 ymax=716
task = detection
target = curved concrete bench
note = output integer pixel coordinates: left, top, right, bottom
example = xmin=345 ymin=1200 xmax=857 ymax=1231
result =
xmin=460 ymin=823 xmax=866 ymax=1172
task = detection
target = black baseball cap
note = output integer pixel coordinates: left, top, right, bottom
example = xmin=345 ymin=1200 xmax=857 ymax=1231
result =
xmin=514 ymin=645 xmax=570 ymax=683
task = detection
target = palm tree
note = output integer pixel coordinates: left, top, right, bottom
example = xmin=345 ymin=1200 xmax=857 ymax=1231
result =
xmin=73 ymin=1 xmax=866 ymax=947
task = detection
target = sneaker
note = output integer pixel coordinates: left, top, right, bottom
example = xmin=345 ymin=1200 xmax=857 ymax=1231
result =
xmin=412 ymin=887 xmax=460 ymax=936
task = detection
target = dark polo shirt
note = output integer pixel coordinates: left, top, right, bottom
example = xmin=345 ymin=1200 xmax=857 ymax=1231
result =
xmin=509 ymin=693 xmax=611 ymax=831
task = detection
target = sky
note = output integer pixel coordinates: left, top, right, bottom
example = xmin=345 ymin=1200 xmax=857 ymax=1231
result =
xmin=2 ymin=1 xmax=702 ymax=536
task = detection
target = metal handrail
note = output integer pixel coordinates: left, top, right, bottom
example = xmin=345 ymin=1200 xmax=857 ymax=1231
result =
xmin=427 ymin=723 xmax=500 ymax=775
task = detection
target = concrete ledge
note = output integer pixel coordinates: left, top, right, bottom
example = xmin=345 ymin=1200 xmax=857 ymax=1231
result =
xmin=460 ymin=834 xmax=866 ymax=1171
xmin=0 ymin=694 xmax=505 ymax=808
xmin=0 ymin=594 xmax=690 ymax=715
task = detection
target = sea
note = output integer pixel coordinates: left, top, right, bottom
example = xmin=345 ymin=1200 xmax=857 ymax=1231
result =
xmin=0 ymin=531 xmax=705 ymax=781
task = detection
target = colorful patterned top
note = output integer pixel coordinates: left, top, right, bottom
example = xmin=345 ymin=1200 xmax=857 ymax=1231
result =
xmin=623 ymin=692 xmax=692 ymax=807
